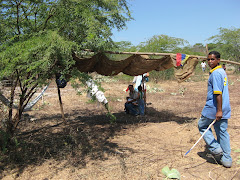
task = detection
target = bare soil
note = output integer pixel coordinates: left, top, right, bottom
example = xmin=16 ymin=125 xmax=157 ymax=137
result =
xmin=1 ymin=72 xmax=240 ymax=180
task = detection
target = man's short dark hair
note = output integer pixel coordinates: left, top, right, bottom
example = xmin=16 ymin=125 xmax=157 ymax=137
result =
xmin=209 ymin=51 xmax=221 ymax=59
xmin=128 ymin=85 xmax=133 ymax=88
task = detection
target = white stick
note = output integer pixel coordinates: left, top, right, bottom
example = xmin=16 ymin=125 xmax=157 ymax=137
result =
xmin=185 ymin=119 xmax=216 ymax=156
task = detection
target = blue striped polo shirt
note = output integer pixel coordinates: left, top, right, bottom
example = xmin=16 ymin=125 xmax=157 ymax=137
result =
xmin=201 ymin=65 xmax=231 ymax=119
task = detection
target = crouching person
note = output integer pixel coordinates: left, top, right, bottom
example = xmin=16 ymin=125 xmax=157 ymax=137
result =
xmin=125 ymin=85 xmax=138 ymax=116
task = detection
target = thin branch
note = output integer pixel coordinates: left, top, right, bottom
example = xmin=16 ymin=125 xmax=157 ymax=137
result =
xmin=13 ymin=88 xmax=36 ymax=130
xmin=16 ymin=70 xmax=24 ymax=92
xmin=231 ymin=167 xmax=240 ymax=180
xmin=21 ymin=5 xmax=33 ymax=29
xmin=208 ymin=166 xmax=226 ymax=180
xmin=35 ymin=12 xmax=37 ymax=31
xmin=16 ymin=1 xmax=21 ymax=35
xmin=41 ymin=5 xmax=57 ymax=31
xmin=42 ymin=14 xmax=53 ymax=31
xmin=22 ymin=89 xmax=37 ymax=110
xmin=23 ymin=83 xmax=38 ymax=103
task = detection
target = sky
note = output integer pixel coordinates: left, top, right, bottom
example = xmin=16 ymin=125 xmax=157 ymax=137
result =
xmin=112 ymin=0 xmax=240 ymax=46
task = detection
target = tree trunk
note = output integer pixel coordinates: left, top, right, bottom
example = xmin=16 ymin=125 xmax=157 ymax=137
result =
xmin=6 ymin=80 xmax=17 ymax=136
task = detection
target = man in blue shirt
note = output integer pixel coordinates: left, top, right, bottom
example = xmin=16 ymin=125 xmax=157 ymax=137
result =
xmin=198 ymin=51 xmax=232 ymax=168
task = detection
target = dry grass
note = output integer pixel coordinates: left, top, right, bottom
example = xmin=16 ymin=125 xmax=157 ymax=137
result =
xmin=1 ymin=72 xmax=240 ymax=180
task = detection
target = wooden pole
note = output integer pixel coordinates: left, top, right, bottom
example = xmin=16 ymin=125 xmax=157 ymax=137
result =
xmin=196 ymin=57 xmax=240 ymax=66
xmin=81 ymin=49 xmax=240 ymax=66
xmin=105 ymin=50 xmax=174 ymax=56
xmin=84 ymin=49 xmax=174 ymax=56
xmin=57 ymin=86 xmax=66 ymax=123
xmin=141 ymin=75 xmax=147 ymax=114
xmin=205 ymin=44 xmax=209 ymax=55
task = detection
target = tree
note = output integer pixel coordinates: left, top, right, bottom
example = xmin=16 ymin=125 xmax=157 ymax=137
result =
xmin=192 ymin=43 xmax=206 ymax=54
xmin=208 ymin=27 xmax=240 ymax=62
xmin=0 ymin=0 xmax=132 ymax=136
xmin=173 ymin=44 xmax=206 ymax=56
xmin=106 ymin=41 xmax=138 ymax=61
xmin=112 ymin=41 xmax=137 ymax=52
xmin=207 ymin=43 xmax=219 ymax=52
xmin=138 ymin=34 xmax=188 ymax=53
xmin=135 ymin=35 xmax=189 ymax=81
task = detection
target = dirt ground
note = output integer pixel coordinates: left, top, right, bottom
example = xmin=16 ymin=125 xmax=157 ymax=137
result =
xmin=1 ymin=72 xmax=240 ymax=180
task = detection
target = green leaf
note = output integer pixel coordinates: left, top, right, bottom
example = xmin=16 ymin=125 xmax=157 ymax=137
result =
xmin=162 ymin=166 xmax=181 ymax=179
xmin=162 ymin=166 xmax=171 ymax=176
xmin=233 ymin=149 xmax=240 ymax=153
xmin=168 ymin=169 xmax=181 ymax=179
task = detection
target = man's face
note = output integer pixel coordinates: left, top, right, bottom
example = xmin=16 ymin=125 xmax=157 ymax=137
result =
xmin=129 ymin=86 xmax=134 ymax=92
xmin=207 ymin=54 xmax=220 ymax=69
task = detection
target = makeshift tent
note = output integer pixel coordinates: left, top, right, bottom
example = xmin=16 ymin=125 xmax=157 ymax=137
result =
xmin=1 ymin=51 xmax=240 ymax=122
xmin=72 ymin=51 xmax=240 ymax=82
xmin=72 ymin=52 xmax=199 ymax=82
xmin=73 ymin=51 xmax=240 ymax=81
xmin=61 ymin=51 xmax=240 ymax=119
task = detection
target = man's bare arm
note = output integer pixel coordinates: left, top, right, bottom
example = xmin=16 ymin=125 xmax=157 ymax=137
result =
xmin=216 ymin=94 xmax=223 ymax=121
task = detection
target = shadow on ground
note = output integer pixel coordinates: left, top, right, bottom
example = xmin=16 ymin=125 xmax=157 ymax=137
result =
xmin=0 ymin=106 xmax=195 ymax=177
xmin=197 ymin=151 xmax=221 ymax=165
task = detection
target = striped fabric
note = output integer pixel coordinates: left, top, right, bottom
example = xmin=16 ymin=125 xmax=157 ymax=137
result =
xmin=176 ymin=53 xmax=190 ymax=66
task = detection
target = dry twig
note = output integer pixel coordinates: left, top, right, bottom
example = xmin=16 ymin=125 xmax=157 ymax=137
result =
xmin=230 ymin=167 xmax=240 ymax=180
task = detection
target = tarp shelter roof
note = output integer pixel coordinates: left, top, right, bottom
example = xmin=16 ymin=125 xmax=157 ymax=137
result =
xmin=73 ymin=52 xmax=199 ymax=82
xmin=72 ymin=51 xmax=240 ymax=82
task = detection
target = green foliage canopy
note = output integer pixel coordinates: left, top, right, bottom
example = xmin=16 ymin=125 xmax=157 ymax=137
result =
xmin=138 ymin=34 xmax=188 ymax=53
xmin=208 ymin=27 xmax=240 ymax=62
xmin=0 ymin=0 xmax=132 ymax=134
xmin=0 ymin=0 xmax=132 ymax=81
xmin=133 ymin=34 xmax=188 ymax=81
xmin=0 ymin=0 xmax=132 ymax=48
xmin=0 ymin=31 xmax=77 ymax=85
